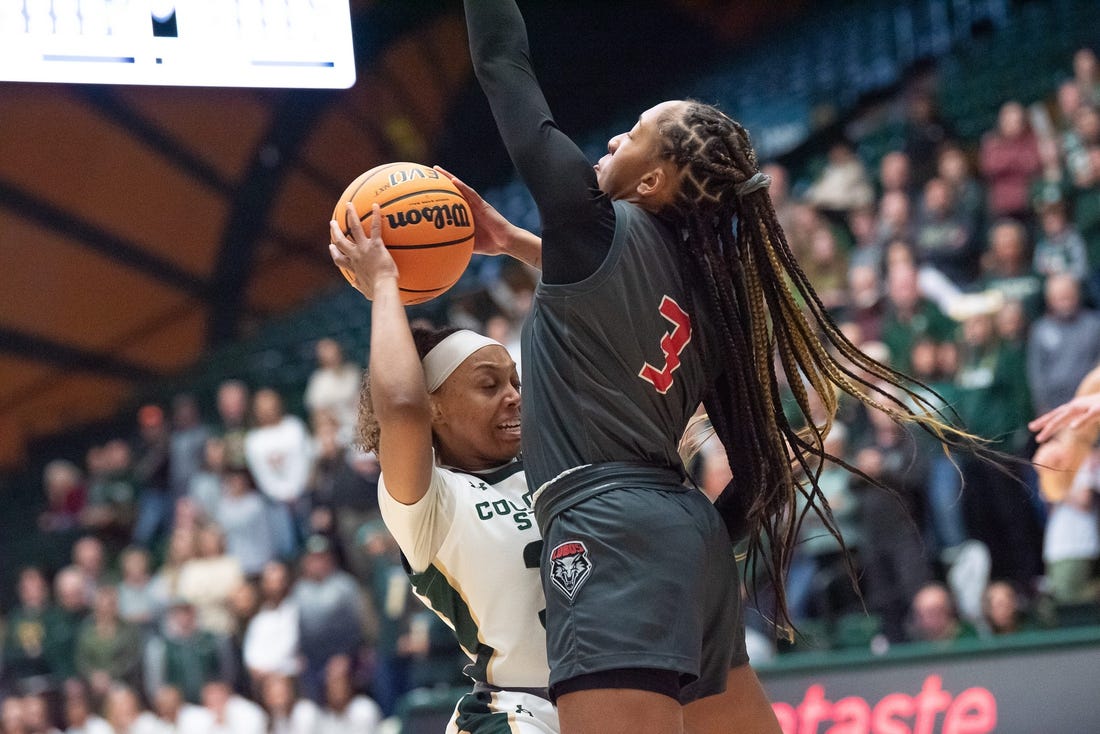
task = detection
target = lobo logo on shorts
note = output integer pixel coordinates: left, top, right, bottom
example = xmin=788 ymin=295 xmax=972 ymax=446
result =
xmin=549 ymin=541 xmax=592 ymax=601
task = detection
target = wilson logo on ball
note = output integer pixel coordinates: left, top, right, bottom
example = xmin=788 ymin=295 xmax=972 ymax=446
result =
xmin=385 ymin=203 xmax=471 ymax=231
xmin=331 ymin=162 xmax=476 ymax=305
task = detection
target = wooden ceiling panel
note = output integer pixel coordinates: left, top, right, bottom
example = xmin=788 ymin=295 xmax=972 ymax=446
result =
xmin=246 ymin=250 xmax=338 ymax=314
xmin=0 ymin=86 xmax=227 ymax=278
xmin=111 ymin=87 xmax=272 ymax=183
xmin=424 ymin=16 xmax=475 ymax=89
xmin=270 ymin=170 xmax=336 ymax=244
xmin=382 ymin=42 xmax=447 ymax=133
xmin=9 ymin=373 xmax=132 ymax=441
xmin=299 ymin=105 xmax=386 ymax=189
xmin=0 ymin=217 xmax=191 ymax=354
xmin=345 ymin=75 xmax=402 ymax=130
xmin=0 ymin=368 xmax=60 ymax=468
xmin=112 ymin=300 xmax=208 ymax=374
xmin=0 ymin=356 xmax=57 ymax=411
xmin=0 ymin=5 xmax=490 ymax=458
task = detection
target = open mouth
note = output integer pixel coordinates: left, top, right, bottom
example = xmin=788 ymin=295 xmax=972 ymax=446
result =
xmin=497 ymin=418 xmax=521 ymax=436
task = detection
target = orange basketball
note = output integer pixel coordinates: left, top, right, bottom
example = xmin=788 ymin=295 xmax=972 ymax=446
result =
xmin=332 ymin=162 xmax=475 ymax=304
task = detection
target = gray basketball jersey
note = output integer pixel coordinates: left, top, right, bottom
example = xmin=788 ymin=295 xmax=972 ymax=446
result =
xmin=521 ymin=200 xmax=721 ymax=490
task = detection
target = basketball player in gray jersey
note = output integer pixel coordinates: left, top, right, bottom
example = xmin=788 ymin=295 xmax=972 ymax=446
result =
xmin=459 ymin=2 xmax=982 ymax=733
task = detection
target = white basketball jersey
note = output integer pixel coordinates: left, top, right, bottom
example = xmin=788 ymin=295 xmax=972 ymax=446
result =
xmin=379 ymin=461 xmax=548 ymax=687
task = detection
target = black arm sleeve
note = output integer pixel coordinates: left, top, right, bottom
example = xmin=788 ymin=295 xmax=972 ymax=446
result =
xmin=703 ymin=379 xmax=752 ymax=543
xmin=464 ymin=0 xmax=615 ymax=285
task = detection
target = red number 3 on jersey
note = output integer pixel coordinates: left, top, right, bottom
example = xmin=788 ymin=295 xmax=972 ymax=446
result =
xmin=638 ymin=295 xmax=692 ymax=394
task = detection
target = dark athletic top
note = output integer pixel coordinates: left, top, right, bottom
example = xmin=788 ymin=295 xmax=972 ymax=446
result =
xmin=466 ymin=0 xmax=722 ymax=492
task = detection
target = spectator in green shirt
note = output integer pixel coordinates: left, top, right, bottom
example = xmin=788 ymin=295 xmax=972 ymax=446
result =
xmin=47 ymin=566 xmax=90 ymax=682
xmin=908 ymin=582 xmax=979 ymax=644
xmin=881 ymin=261 xmax=957 ymax=372
xmin=2 ymin=567 xmax=53 ymax=685
xmin=76 ymin=586 xmax=143 ymax=699
xmin=144 ymin=599 xmax=232 ymax=704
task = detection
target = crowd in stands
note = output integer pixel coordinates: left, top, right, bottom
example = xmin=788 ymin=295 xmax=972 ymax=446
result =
xmin=1 ymin=337 xmax=467 ymax=733
xmin=4 ymin=46 xmax=1100 ymax=734
xmin=731 ymin=45 xmax=1100 ymax=653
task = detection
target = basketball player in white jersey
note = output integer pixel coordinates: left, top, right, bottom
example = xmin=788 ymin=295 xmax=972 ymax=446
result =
xmin=330 ymin=204 xmax=557 ymax=733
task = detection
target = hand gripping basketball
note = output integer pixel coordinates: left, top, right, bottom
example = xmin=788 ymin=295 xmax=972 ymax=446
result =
xmin=329 ymin=202 xmax=397 ymax=302
xmin=330 ymin=162 xmax=476 ymax=304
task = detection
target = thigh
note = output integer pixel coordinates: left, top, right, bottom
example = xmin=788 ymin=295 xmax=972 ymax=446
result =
xmin=541 ymin=488 xmax=709 ymax=691
xmin=557 ymin=688 xmax=683 ymax=734
xmin=682 ymin=665 xmax=782 ymax=734
xmin=681 ymin=490 xmax=745 ymax=704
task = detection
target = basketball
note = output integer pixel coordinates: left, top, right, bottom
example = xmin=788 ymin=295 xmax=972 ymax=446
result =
xmin=332 ymin=162 xmax=476 ymax=304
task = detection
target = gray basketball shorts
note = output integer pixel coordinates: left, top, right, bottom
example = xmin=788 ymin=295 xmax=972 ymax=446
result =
xmin=540 ymin=484 xmax=747 ymax=704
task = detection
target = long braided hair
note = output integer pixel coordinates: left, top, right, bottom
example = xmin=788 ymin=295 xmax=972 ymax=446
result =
xmin=656 ymin=101 xmax=977 ymax=633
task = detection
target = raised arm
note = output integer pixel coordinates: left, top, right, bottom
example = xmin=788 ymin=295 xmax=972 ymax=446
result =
xmin=463 ymin=0 xmax=614 ymax=284
xmin=329 ymin=203 xmax=434 ymax=504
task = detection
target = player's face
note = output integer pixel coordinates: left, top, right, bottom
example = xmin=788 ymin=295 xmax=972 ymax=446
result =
xmin=596 ymin=100 xmax=686 ymax=207
xmin=432 ymin=345 xmax=521 ymax=471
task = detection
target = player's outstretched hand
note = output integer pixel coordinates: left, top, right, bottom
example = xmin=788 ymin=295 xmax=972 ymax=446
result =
xmin=329 ymin=202 xmax=398 ymax=300
xmin=1032 ymin=436 xmax=1085 ymax=503
xmin=434 ymin=165 xmax=515 ymax=257
xmin=1029 ymin=393 xmax=1100 ymax=443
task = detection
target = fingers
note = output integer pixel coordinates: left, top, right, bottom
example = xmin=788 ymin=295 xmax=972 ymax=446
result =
xmin=1032 ymin=401 xmax=1100 ymax=443
xmin=433 ymin=164 xmax=464 ymax=188
xmin=434 ymin=165 xmax=482 ymax=203
xmin=1027 ymin=414 xmax=1047 ymax=431
xmin=343 ymin=201 xmax=383 ymax=245
xmin=328 ymin=243 xmax=350 ymax=269
xmin=1034 ymin=426 xmax=1056 ymax=444
xmin=345 ymin=201 xmax=366 ymax=239
xmin=1034 ymin=405 xmax=1082 ymax=442
xmin=454 ymin=178 xmax=483 ymax=205
xmin=329 ymin=220 xmax=352 ymax=257
xmin=1033 ymin=416 xmax=1067 ymax=444
xmin=369 ymin=202 xmax=382 ymax=240
xmin=1029 ymin=402 xmax=1069 ymax=436
xmin=329 ymin=202 xmax=385 ymax=284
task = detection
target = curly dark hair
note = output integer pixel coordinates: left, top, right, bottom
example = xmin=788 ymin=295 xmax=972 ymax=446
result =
xmin=355 ymin=326 xmax=461 ymax=453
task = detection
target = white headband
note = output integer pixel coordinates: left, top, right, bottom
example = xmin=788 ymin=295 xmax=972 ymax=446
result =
xmin=422 ymin=330 xmax=504 ymax=393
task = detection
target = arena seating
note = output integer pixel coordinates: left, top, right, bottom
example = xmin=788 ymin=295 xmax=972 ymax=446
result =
xmin=5 ymin=3 xmax=1100 ymax=727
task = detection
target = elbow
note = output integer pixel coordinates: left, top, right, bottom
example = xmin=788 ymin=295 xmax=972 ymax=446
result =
xmin=471 ymin=43 xmax=526 ymax=83
xmin=376 ymin=393 xmax=431 ymax=425
xmin=471 ymin=53 xmax=505 ymax=84
xmin=469 ymin=32 xmax=501 ymax=63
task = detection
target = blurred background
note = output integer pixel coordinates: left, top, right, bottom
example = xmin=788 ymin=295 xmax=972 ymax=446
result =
xmin=2 ymin=0 xmax=1100 ymax=731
